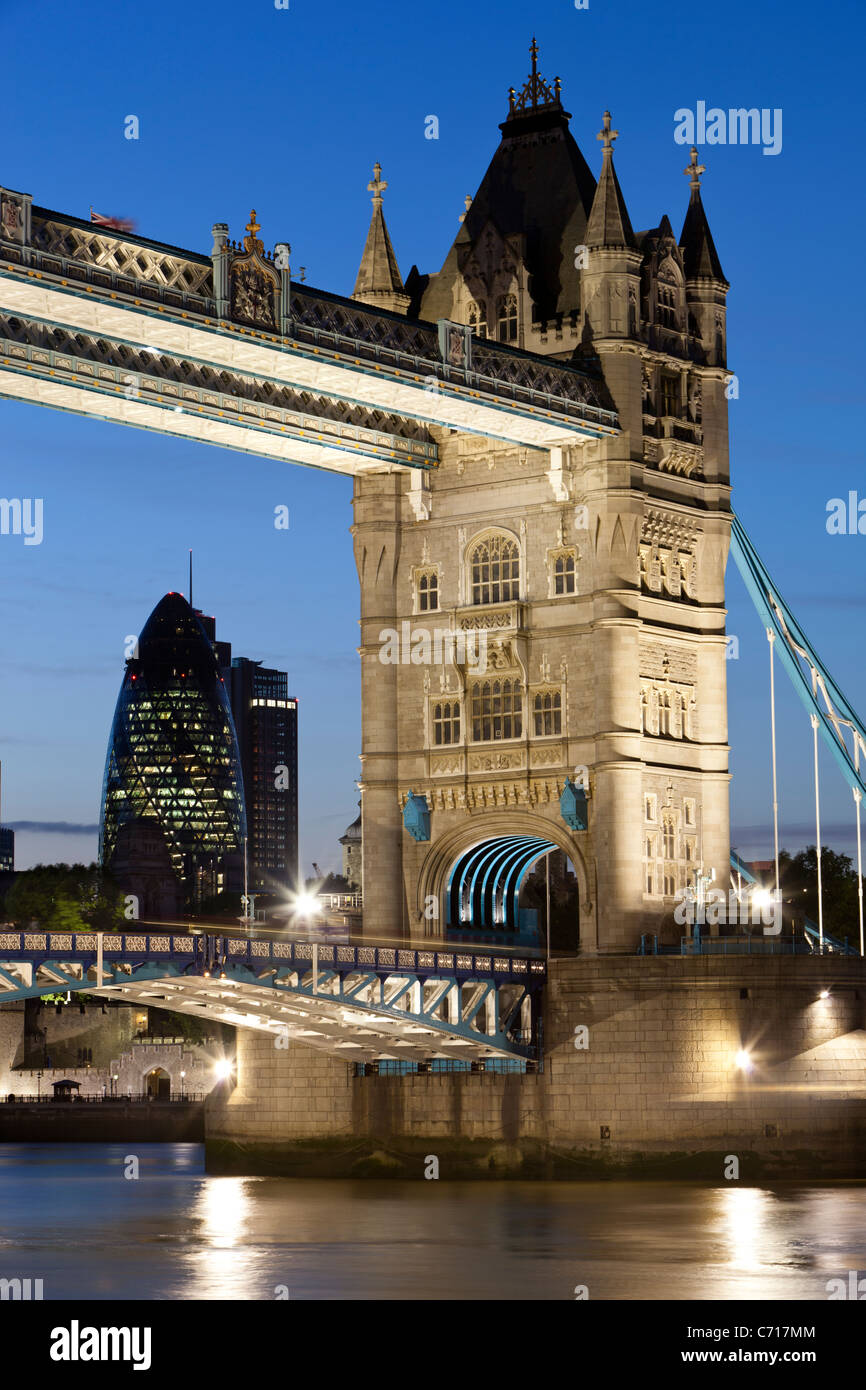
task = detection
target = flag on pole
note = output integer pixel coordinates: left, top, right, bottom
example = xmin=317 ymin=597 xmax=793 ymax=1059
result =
xmin=90 ymin=208 xmax=136 ymax=233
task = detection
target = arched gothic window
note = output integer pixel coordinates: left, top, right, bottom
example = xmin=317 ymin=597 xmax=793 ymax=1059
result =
xmin=417 ymin=570 xmax=439 ymax=612
xmin=470 ymin=534 xmax=520 ymax=605
xmin=657 ymin=283 xmax=677 ymax=329
xmin=433 ymin=701 xmax=460 ymax=746
xmin=553 ymin=552 xmax=576 ymax=595
xmin=497 ymin=294 xmax=518 ymax=342
xmin=468 ymin=300 xmax=487 ymax=338
xmin=662 ymin=814 xmax=676 ymax=861
xmin=470 ymin=678 xmax=522 ymax=741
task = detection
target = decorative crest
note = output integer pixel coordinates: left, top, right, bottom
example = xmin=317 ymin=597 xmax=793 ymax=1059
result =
xmin=683 ymin=147 xmax=706 ymax=191
xmin=597 ymin=111 xmax=619 ymax=155
xmin=243 ymin=209 xmax=264 ymax=255
xmin=507 ymin=37 xmax=562 ymax=117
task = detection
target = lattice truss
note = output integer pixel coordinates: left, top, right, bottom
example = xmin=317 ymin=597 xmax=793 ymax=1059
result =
xmin=30 ymin=217 xmax=213 ymax=295
xmin=0 ymin=312 xmax=433 ymax=446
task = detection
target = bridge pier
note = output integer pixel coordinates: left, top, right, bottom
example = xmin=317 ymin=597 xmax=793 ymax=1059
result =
xmin=205 ymin=954 xmax=866 ymax=1179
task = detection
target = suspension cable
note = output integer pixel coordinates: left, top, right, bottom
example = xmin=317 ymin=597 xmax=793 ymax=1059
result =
xmin=856 ymin=746 xmax=864 ymax=958
xmin=767 ymin=629 xmax=780 ymax=896
xmin=811 ymin=713 xmax=824 ymax=952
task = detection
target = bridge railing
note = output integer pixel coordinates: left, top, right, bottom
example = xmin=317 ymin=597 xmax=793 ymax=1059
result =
xmin=0 ymin=931 xmax=546 ymax=981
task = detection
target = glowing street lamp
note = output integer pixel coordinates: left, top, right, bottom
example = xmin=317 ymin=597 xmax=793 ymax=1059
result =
xmin=734 ymin=1049 xmax=753 ymax=1072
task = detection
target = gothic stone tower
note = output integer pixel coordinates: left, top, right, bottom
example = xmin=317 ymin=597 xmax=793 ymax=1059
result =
xmin=351 ymin=43 xmax=731 ymax=953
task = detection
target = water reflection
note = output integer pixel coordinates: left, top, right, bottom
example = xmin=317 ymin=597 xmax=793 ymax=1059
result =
xmin=719 ymin=1186 xmax=768 ymax=1272
xmin=0 ymin=1146 xmax=865 ymax=1300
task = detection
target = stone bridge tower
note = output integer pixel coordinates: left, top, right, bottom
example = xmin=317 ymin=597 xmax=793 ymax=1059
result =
xmin=351 ymin=43 xmax=732 ymax=953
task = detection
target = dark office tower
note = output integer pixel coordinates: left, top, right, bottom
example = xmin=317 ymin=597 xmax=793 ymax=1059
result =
xmin=0 ymin=763 xmax=13 ymax=874
xmin=228 ymin=659 xmax=298 ymax=893
xmin=100 ymin=593 xmax=247 ymax=912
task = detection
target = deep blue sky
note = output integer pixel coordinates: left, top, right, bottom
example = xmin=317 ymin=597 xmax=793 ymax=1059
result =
xmin=1 ymin=0 xmax=864 ymax=875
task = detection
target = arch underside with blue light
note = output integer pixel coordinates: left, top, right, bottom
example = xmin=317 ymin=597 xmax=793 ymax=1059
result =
xmin=447 ymin=836 xmax=557 ymax=942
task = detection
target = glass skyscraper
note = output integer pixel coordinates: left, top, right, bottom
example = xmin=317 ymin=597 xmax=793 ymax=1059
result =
xmin=99 ymin=592 xmax=247 ymax=909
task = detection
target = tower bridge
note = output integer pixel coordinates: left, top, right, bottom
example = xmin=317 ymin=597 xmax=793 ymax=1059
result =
xmin=3 ymin=44 xmax=866 ymax=1159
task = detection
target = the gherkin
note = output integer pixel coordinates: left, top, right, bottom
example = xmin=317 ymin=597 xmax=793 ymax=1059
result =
xmin=99 ymin=592 xmax=246 ymax=908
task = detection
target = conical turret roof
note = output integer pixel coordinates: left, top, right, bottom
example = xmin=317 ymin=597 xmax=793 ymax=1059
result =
xmin=678 ymin=147 xmax=727 ymax=283
xmin=585 ymin=112 xmax=635 ymax=249
xmin=353 ymin=162 xmax=409 ymax=311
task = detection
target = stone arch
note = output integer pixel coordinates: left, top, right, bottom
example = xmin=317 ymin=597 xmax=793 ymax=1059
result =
xmin=145 ymin=1066 xmax=171 ymax=1100
xmin=415 ymin=809 xmax=591 ymax=931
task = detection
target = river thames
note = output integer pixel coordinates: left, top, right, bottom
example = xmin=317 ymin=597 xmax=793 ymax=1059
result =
xmin=0 ymin=1144 xmax=864 ymax=1300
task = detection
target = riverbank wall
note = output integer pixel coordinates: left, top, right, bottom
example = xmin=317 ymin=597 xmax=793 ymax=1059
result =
xmin=0 ymin=1100 xmax=204 ymax=1142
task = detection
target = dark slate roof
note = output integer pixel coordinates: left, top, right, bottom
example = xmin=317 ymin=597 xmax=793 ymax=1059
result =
xmin=679 ymin=189 xmax=727 ymax=283
xmin=421 ymin=95 xmax=597 ymax=322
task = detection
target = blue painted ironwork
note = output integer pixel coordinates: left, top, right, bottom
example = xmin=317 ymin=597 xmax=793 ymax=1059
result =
xmin=0 ymin=929 xmax=546 ymax=1061
xmin=560 ymin=778 xmax=588 ymax=831
xmin=402 ymin=793 xmax=431 ymax=842
xmin=731 ymin=514 xmax=866 ymax=801
xmin=447 ymin=836 xmax=555 ymax=932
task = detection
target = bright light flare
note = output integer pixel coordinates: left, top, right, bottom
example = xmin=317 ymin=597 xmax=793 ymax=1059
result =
xmin=734 ymin=1049 xmax=753 ymax=1072
xmin=292 ymin=891 xmax=321 ymax=918
xmin=214 ymin=1058 xmax=234 ymax=1080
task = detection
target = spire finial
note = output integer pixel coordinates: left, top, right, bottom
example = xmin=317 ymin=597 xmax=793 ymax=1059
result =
xmin=597 ymin=110 xmax=619 ymax=155
xmin=368 ymin=162 xmax=388 ymax=206
xmin=245 ymin=209 xmax=260 ymax=239
xmin=684 ymin=146 xmax=706 ymax=192
xmin=458 ymin=194 xmax=472 ymax=225
xmin=507 ymin=39 xmax=563 ymax=117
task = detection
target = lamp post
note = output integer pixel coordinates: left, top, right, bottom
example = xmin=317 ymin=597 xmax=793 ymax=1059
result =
xmin=180 ymin=1070 xmax=186 ymax=1101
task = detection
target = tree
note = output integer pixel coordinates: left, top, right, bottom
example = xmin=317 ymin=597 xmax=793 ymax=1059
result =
xmin=5 ymin=863 xmax=126 ymax=932
xmin=779 ymin=846 xmax=863 ymax=945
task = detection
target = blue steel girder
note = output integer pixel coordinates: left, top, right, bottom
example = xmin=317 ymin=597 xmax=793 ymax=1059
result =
xmin=0 ymin=930 xmax=546 ymax=1061
xmin=731 ymin=513 xmax=866 ymax=802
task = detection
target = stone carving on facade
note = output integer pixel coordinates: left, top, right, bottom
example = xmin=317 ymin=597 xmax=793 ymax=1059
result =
xmin=640 ymin=643 xmax=696 ymax=684
xmin=229 ymin=210 xmax=279 ymax=330
xmin=640 ymin=510 xmax=700 ymax=600
xmin=1 ymin=195 xmax=22 ymax=242
xmin=657 ymin=440 xmax=703 ymax=476
xmin=459 ymin=608 xmax=514 ymax=632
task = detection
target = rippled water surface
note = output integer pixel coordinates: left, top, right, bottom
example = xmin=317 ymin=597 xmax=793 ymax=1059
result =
xmin=0 ymin=1144 xmax=864 ymax=1299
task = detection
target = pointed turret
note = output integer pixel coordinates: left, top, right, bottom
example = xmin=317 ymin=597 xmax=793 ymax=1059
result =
xmin=585 ymin=111 xmax=635 ymax=249
xmin=678 ymin=148 xmax=727 ymax=283
xmin=352 ymin=162 xmax=410 ymax=314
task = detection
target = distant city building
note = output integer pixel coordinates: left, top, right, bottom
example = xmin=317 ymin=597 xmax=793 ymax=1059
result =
xmin=100 ymin=592 xmax=247 ymax=911
xmin=0 ymin=827 xmax=13 ymax=876
xmin=194 ymin=609 xmax=299 ymax=890
xmin=0 ymin=763 xmax=14 ymax=875
xmin=339 ymin=804 xmax=362 ymax=892
xmin=227 ymin=658 xmax=298 ymax=892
